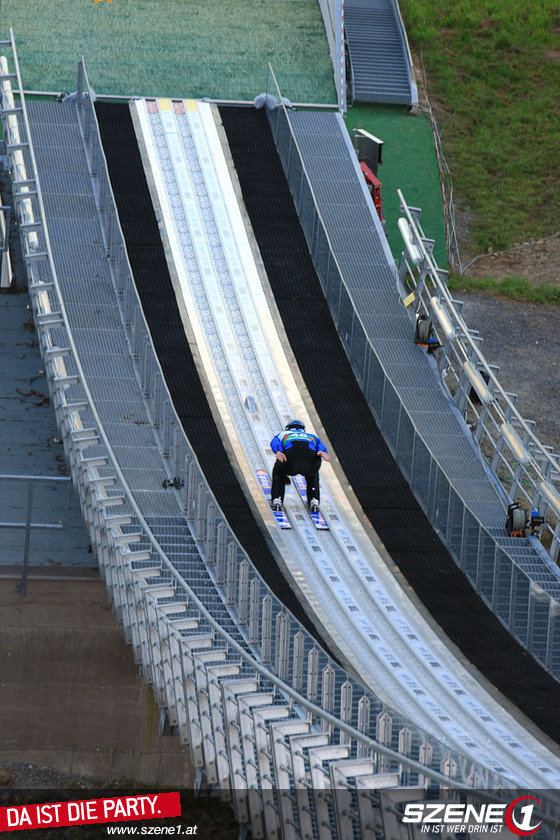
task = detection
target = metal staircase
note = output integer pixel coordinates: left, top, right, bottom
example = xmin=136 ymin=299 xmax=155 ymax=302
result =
xmin=345 ymin=0 xmax=418 ymax=107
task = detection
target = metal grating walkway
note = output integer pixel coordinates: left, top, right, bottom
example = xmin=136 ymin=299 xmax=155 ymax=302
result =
xmin=23 ymin=103 xmax=171 ymax=519
xmin=286 ymin=108 xmax=560 ymax=575
xmin=22 ymin=101 xmax=231 ymax=611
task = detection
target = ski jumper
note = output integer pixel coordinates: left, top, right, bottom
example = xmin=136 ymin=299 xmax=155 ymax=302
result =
xmin=270 ymin=429 xmax=329 ymax=505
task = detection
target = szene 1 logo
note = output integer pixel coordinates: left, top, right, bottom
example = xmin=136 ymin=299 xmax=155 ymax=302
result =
xmin=402 ymin=797 xmax=544 ymax=836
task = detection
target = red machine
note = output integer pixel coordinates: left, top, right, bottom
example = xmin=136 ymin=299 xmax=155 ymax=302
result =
xmin=360 ymin=161 xmax=384 ymax=223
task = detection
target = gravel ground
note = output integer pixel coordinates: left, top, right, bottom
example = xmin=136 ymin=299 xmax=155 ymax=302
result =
xmin=0 ymin=763 xmax=141 ymax=790
xmin=459 ymin=291 xmax=560 ymax=451
xmin=450 ymin=209 xmax=560 ymax=451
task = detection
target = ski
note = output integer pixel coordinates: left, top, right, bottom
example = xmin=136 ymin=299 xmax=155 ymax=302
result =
xmin=292 ymin=475 xmax=329 ymax=530
xmin=256 ymin=469 xmax=291 ymax=529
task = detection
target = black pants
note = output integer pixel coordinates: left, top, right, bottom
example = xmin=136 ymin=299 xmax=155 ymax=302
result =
xmin=271 ymin=441 xmax=322 ymax=505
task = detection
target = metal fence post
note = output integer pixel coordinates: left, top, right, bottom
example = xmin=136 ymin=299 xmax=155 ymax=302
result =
xmin=16 ymin=479 xmax=34 ymax=596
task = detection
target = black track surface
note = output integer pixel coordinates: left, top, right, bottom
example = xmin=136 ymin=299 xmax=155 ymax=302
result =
xmin=219 ymin=104 xmax=560 ymax=745
xmin=94 ymin=101 xmax=337 ymax=654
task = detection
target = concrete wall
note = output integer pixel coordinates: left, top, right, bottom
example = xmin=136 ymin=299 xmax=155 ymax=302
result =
xmin=0 ymin=577 xmax=194 ymax=787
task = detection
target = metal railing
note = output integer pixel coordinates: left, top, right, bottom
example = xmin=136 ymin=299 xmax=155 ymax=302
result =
xmin=0 ymin=34 xmax=549 ymax=835
xmin=389 ymin=0 xmax=419 ymax=110
xmin=264 ymin=64 xmax=560 ymax=677
xmin=0 ymin=200 xmax=12 ymax=286
xmin=316 ymin=0 xmax=346 ymax=112
xmin=396 ymin=193 xmax=560 ymax=560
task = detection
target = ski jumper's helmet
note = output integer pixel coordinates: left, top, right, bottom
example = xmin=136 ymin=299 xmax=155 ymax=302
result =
xmin=285 ymin=419 xmax=306 ymax=431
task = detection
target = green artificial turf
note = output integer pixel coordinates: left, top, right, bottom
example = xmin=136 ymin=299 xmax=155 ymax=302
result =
xmin=345 ymin=103 xmax=448 ymax=265
xmin=1 ymin=0 xmax=336 ymax=103
xmin=1 ymin=0 xmax=448 ymax=267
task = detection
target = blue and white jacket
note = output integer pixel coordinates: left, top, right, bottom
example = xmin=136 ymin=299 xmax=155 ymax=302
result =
xmin=270 ymin=429 xmax=328 ymax=455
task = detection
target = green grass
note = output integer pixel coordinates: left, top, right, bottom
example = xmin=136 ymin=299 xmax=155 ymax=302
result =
xmin=449 ymin=273 xmax=560 ymax=303
xmin=399 ymin=0 xmax=560 ymax=254
xmin=1 ymin=0 xmax=336 ymax=103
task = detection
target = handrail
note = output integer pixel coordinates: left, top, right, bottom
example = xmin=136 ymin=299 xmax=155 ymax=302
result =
xmin=4 ymin=36 xmax=324 ymax=727
xmin=389 ymin=0 xmax=419 ymax=109
xmin=399 ymin=189 xmax=559 ymax=479
xmin=397 ymin=189 xmax=560 ymax=558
